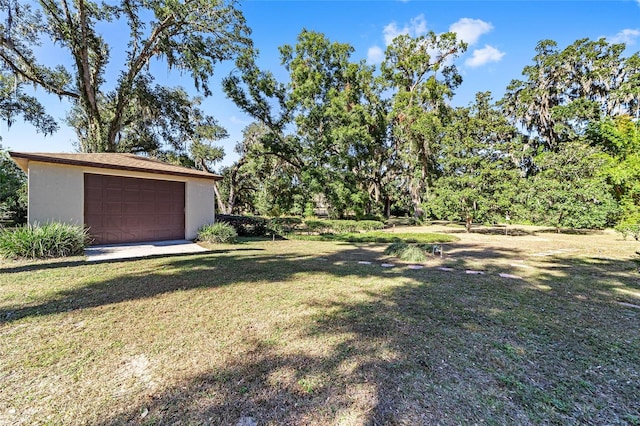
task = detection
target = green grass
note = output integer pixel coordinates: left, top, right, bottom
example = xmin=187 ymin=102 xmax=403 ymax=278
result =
xmin=0 ymin=235 xmax=638 ymax=425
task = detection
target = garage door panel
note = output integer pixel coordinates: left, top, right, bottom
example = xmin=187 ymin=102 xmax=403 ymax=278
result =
xmin=104 ymin=188 xmax=123 ymax=202
xmin=162 ymin=205 xmax=182 ymax=215
xmin=104 ymin=202 xmax=123 ymax=215
xmin=122 ymin=189 xmax=140 ymax=202
xmin=139 ymin=191 xmax=156 ymax=203
xmin=84 ymin=174 xmax=185 ymax=244
xmin=140 ymin=180 xmax=156 ymax=190
xmin=156 ymin=215 xmax=176 ymax=227
xmin=103 ymin=215 xmax=123 ymax=228
xmin=122 ymin=215 xmax=141 ymax=228
xmin=121 ymin=202 xmax=142 ymax=214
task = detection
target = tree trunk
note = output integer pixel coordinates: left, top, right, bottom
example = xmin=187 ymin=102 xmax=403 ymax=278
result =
xmin=465 ymin=215 xmax=473 ymax=232
xmin=212 ymin=182 xmax=227 ymax=215
xmin=384 ymin=196 xmax=391 ymax=219
xmin=409 ymin=178 xmax=424 ymax=220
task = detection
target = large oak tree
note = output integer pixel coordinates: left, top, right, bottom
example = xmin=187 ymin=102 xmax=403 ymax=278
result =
xmin=0 ymin=0 xmax=251 ymax=155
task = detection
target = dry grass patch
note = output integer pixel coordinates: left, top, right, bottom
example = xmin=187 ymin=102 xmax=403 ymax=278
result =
xmin=0 ymin=233 xmax=639 ymax=425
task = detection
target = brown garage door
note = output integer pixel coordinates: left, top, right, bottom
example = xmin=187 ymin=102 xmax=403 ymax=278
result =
xmin=84 ymin=174 xmax=185 ymax=244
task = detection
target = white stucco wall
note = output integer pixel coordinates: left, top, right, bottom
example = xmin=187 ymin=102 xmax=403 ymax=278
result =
xmin=26 ymin=160 xmax=216 ymax=241
xmin=185 ymin=179 xmax=215 ymax=240
xmin=28 ymin=162 xmax=84 ymax=226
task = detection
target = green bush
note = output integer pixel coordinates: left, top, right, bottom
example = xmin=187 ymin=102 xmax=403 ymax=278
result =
xmin=616 ymin=222 xmax=640 ymax=241
xmin=290 ymin=231 xmax=457 ymax=244
xmin=0 ymin=222 xmax=90 ymax=259
xmin=301 ymin=219 xmax=385 ymax=234
xmin=356 ymin=220 xmax=385 ymax=231
xmin=197 ymin=222 xmax=238 ymax=244
xmin=217 ymin=214 xmax=268 ymax=237
xmin=303 ymin=219 xmax=329 ymax=234
xmin=269 ymin=217 xmax=303 ymax=234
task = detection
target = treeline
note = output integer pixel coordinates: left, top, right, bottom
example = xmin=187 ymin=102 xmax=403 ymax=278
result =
xmin=214 ymin=31 xmax=640 ymax=230
xmin=1 ymin=0 xmax=638 ymax=231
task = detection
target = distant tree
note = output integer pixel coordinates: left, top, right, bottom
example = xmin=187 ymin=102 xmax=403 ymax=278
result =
xmin=0 ymin=0 xmax=251 ymax=156
xmin=381 ymin=32 xmax=467 ymax=219
xmin=587 ymin=115 xmax=640 ymax=223
xmin=211 ymin=122 xmax=304 ymax=216
xmin=522 ymin=141 xmax=618 ymax=230
xmin=0 ymin=146 xmax=27 ymax=225
xmin=502 ymin=38 xmax=639 ymax=153
xmin=429 ymin=92 xmax=521 ymax=231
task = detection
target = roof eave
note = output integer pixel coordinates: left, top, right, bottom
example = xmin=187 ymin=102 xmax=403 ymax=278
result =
xmin=8 ymin=152 xmax=222 ymax=181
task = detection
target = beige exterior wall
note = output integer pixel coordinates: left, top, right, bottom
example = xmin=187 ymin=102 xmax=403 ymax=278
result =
xmin=185 ymin=179 xmax=215 ymax=240
xmin=26 ymin=160 xmax=215 ymax=241
xmin=28 ymin=162 xmax=84 ymax=225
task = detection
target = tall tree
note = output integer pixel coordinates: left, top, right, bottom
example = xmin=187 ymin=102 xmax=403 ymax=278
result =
xmin=522 ymin=141 xmax=618 ymax=230
xmin=502 ymin=38 xmax=638 ymax=153
xmin=224 ymin=30 xmax=391 ymax=218
xmin=381 ymin=32 xmax=467 ymax=218
xmin=0 ymin=0 xmax=251 ymax=154
xmin=429 ymin=92 xmax=521 ymax=231
xmin=587 ymin=115 xmax=640 ymax=223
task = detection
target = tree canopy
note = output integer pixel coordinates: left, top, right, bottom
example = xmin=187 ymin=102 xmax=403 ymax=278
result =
xmin=3 ymin=6 xmax=640 ymax=231
xmin=218 ymin=32 xmax=638 ymax=230
xmin=0 ymin=0 xmax=251 ymax=156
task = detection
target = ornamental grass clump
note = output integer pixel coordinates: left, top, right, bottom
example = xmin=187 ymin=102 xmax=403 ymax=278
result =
xmin=0 ymin=222 xmax=90 ymax=259
xmin=384 ymin=241 xmax=434 ymax=262
xmin=197 ymin=222 xmax=238 ymax=244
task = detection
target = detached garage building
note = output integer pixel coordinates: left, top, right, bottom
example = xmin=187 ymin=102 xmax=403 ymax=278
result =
xmin=9 ymin=152 xmax=220 ymax=245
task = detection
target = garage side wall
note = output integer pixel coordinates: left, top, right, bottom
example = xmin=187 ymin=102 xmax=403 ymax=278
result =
xmin=28 ymin=162 xmax=84 ymax=226
xmin=185 ymin=179 xmax=215 ymax=240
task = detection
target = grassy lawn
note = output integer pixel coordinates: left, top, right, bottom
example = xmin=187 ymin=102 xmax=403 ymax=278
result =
xmin=1 ymin=229 xmax=639 ymax=425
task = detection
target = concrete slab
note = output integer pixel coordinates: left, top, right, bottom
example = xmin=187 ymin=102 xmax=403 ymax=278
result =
xmin=85 ymin=239 xmax=207 ymax=262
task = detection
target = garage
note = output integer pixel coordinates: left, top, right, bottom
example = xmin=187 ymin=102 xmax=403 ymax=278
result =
xmin=84 ymin=174 xmax=185 ymax=244
xmin=8 ymin=152 xmax=219 ymax=245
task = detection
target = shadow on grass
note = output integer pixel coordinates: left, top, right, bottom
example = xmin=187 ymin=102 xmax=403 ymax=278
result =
xmin=96 ymin=249 xmax=640 ymax=424
xmin=2 ymin=240 xmax=640 ymax=424
xmin=0 ymin=248 xmax=263 ymax=274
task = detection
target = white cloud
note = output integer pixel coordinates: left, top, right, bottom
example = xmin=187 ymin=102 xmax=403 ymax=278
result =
xmin=367 ymin=45 xmax=385 ymax=64
xmin=608 ymin=28 xmax=640 ymax=45
xmin=465 ymin=45 xmax=505 ymax=68
xmin=449 ymin=18 xmax=493 ymax=46
xmin=383 ymin=14 xmax=427 ymax=45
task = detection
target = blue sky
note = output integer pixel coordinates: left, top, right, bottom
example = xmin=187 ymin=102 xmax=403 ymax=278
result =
xmin=2 ymin=0 xmax=640 ymax=168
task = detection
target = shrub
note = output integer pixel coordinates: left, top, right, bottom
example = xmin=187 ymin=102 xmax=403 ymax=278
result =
xmin=303 ymin=219 xmax=329 ymax=234
xmin=356 ymin=220 xmax=385 ymax=231
xmin=269 ymin=217 xmax=303 ymax=234
xmin=290 ymin=231 xmax=458 ymax=244
xmin=217 ymin=214 xmax=268 ymax=237
xmin=301 ymin=219 xmax=385 ymax=234
xmin=616 ymin=222 xmax=640 ymax=241
xmin=197 ymin=222 xmax=238 ymax=244
xmin=0 ymin=222 xmax=90 ymax=259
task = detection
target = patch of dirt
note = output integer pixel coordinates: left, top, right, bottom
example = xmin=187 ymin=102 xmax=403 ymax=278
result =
xmin=113 ymin=354 xmax=157 ymax=398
